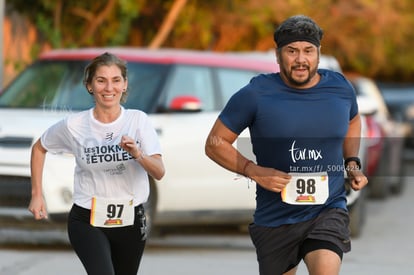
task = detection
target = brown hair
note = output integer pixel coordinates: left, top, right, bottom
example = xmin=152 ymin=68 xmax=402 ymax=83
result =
xmin=83 ymin=52 xmax=128 ymax=103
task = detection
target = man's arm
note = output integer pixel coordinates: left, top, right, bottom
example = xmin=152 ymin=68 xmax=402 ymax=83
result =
xmin=343 ymin=114 xmax=368 ymax=190
xmin=343 ymin=114 xmax=361 ymax=159
xmin=205 ymin=118 xmax=250 ymax=176
xmin=205 ymin=119 xmax=291 ymax=193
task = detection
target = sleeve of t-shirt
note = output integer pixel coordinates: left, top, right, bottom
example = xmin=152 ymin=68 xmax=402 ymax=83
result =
xmin=218 ymin=83 xmax=258 ymax=135
xmin=138 ymin=112 xmax=162 ymax=156
xmin=347 ymin=79 xmax=359 ymax=120
xmin=40 ymin=117 xmax=74 ymax=154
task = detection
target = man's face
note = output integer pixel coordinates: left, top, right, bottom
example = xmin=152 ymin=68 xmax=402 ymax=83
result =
xmin=276 ymin=41 xmax=320 ymax=89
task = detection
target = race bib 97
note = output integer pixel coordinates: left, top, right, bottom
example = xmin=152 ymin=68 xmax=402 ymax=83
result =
xmin=90 ymin=197 xmax=134 ymax=228
xmin=281 ymin=172 xmax=329 ymax=205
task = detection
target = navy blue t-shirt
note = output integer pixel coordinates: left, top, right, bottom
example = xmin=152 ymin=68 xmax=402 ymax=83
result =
xmin=219 ymin=69 xmax=358 ymax=227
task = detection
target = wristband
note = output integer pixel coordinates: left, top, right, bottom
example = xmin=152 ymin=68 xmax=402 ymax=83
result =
xmin=344 ymin=157 xmax=361 ymax=170
xmin=242 ymin=160 xmax=254 ymax=176
xmin=134 ymin=151 xmax=145 ymax=161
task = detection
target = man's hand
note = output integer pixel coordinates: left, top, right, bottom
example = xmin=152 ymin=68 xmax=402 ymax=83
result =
xmin=346 ymin=169 xmax=368 ymax=191
xmin=245 ymin=163 xmax=292 ymax=193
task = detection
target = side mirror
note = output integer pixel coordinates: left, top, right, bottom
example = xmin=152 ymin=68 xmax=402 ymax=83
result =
xmin=357 ymin=95 xmax=377 ymax=116
xmin=168 ymin=95 xmax=202 ymax=112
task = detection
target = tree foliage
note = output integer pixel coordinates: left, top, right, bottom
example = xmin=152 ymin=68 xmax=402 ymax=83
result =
xmin=6 ymin=0 xmax=414 ymax=80
xmin=9 ymin=0 xmax=142 ymax=47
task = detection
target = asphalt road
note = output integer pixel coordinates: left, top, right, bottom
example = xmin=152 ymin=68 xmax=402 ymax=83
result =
xmin=1 ymin=165 xmax=414 ymax=274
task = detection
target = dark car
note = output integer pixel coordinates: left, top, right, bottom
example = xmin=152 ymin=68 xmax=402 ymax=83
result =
xmin=350 ymin=77 xmax=409 ymax=198
xmin=377 ymin=82 xmax=414 ymax=149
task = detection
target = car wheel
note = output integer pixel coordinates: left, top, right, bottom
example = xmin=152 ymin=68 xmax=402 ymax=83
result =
xmin=368 ymin=157 xmax=390 ymax=199
xmin=389 ymin=175 xmax=405 ymax=195
xmin=389 ymin=157 xmax=406 ymax=195
xmin=348 ymin=188 xmax=366 ymax=238
xmin=388 ymin=140 xmax=406 ymax=195
xmin=368 ymin=176 xmax=388 ymax=199
xmin=143 ymin=180 xmax=159 ymax=239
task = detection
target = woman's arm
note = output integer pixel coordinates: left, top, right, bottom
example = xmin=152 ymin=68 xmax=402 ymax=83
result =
xmin=28 ymin=138 xmax=49 ymax=219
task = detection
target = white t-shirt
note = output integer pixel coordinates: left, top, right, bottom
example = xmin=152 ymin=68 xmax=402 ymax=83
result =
xmin=41 ymin=107 xmax=162 ymax=209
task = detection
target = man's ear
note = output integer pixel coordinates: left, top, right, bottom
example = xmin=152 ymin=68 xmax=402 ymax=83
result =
xmin=275 ymin=48 xmax=280 ymax=64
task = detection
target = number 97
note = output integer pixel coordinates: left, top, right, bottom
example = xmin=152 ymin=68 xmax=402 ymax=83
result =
xmin=107 ymin=204 xmax=124 ymax=218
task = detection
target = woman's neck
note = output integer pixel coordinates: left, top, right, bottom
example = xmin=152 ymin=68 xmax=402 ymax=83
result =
xmin=93 ymin=106 xmax=122 ymax=123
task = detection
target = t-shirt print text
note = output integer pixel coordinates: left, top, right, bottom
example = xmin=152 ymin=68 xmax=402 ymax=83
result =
xmin=289 ymin=140 xmax=323 ymax=163
xmin=83 ymin=144 xmax=134 ymax=164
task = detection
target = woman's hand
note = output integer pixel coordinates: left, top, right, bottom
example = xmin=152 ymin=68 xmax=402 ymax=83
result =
xmin=119 ymin=135 xmax=143 ymax=159
xmin=120 ymin=135 xmax=165 ymax=180
xmin=28 ymin=195 xmax=48 ymax=220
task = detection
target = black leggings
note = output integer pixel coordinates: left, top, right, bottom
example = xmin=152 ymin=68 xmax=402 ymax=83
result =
xmin=67 ymin=204 xmax=147 ymax=275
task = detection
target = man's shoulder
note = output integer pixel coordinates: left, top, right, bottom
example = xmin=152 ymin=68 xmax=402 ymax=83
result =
xmin=250 ymin=72 xmax=278 ymax=82
xmin=318 ymin=68 xmax=347 ymax=81
xmin=246 ymin=73 xmax=283 ymax=91
xmin=318 ymin=69 xmax=353 ymax=89
xmin=319 ymin=68 xmax=342 ymax=76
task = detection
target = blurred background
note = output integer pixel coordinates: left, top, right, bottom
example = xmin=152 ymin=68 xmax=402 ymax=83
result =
xmin=2 ymin=0 xmax=414 ymax=86
xmin=2 ymin=1 xmax=414 ymax=274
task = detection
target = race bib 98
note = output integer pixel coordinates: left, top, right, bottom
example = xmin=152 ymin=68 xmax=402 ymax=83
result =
xmin=281 ymin=172 xmax=329 ymax=205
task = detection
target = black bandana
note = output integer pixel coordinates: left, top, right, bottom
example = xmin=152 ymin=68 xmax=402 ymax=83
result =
xmin=274 ymin=32 xmax=321 ymax=48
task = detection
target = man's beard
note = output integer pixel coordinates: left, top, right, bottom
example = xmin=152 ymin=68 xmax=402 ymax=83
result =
xmin=282 ymin=64 xmax=317 ymax=87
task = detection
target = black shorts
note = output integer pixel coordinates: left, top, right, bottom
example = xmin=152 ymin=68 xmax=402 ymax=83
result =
xmin=249 ymin=208 xmax=351 ymax=275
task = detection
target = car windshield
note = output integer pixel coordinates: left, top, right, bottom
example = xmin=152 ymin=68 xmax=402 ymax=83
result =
xmin=0 ymin=60 xmax=169 ymax=113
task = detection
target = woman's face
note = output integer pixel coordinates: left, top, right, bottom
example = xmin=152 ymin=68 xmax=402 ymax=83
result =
xmin=88 ymin=64 xmax=128 ymax=108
